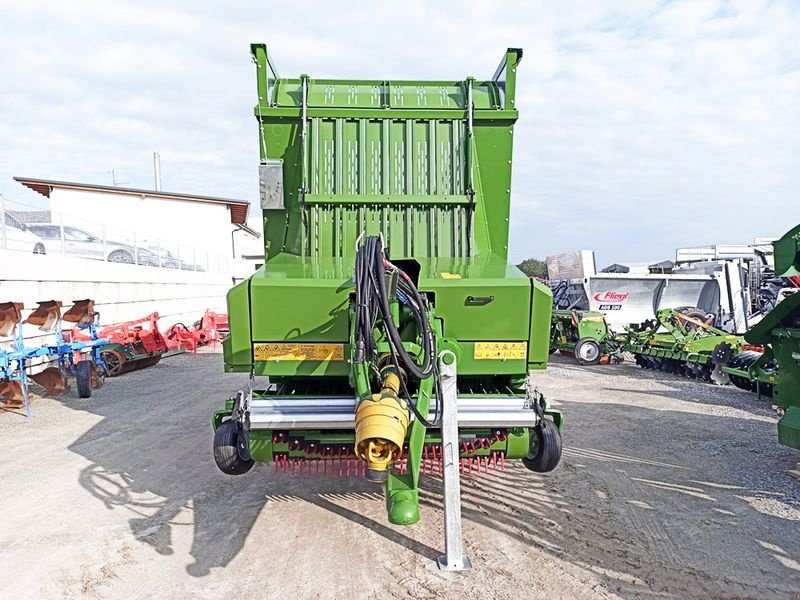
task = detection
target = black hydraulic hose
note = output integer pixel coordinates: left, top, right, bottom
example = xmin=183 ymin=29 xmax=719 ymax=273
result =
xmin=375 ymin=250 xmax=432 ymax=378
xmin=353 ymin=235 xmax=440 ymax=425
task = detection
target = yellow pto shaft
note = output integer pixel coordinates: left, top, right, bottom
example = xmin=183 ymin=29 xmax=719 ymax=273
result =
xmin=354 ymin=368 xmax=409 ymax=482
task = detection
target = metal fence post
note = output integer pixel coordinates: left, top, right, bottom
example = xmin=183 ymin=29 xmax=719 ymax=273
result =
xmin=436 ymin=350 xmax=472 ymax=572
xmin=0 ymin=193 xmax=7 ymax=250
xmin=101 ymin=224 xmax=107 ymax=262
xmin=59 ymin=214 xmax=66 ymax=255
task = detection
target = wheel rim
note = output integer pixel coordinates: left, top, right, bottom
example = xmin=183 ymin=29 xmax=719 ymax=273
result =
xmin=101 ymin=350 xmax=125 ymax=376
xmin=110 ymin=252 xmax=132 ymax=263
xmin=578 ymin=342 xmax=600 ymax=362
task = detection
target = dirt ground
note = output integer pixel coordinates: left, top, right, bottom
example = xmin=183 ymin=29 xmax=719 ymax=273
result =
xmin=1 ymin=351 xmax=798 ymax=600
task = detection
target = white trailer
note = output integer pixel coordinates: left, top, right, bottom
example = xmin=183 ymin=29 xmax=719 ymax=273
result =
xmin=548 ymin=251 xmax=753 ymax=334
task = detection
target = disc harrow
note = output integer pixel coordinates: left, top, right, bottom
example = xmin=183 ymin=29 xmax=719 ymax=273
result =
xmin=625 ymin=307 xmax=745 ymax=385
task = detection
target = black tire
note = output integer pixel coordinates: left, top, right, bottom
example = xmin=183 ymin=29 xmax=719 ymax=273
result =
xmin=33 ymin=243 xmax=46 ymax=255
xmin=523 ymin=419 xmax=562 ymax=473
xmin=574 ymin=337 xmax=602 ymax=366
xmin=76 ymin=360 xmax=93 ymax=398
xmin=108 ymin=249 xmax=134 ymax=264
xmin=213 ymin=420 xmax=254 ymax=475
xmin=676 ymin=306 xmax=709 ymax=330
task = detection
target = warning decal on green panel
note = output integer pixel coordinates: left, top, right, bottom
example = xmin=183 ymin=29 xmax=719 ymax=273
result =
xmin=474 ymin=342 xmax=527 ymax=360
xmin=253 ymin=343 xmax=345 ymax=362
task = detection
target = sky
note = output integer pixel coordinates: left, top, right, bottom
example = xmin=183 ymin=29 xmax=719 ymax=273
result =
xmin=1 ymin=0 xmax=798 ymax=267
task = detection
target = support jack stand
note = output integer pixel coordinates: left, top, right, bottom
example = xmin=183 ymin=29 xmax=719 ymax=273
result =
xmin=436 ymin=350 xmax=471 ymax=572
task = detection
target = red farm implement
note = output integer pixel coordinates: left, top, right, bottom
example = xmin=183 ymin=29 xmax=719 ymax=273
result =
xmin=72 ymin=312 xmax=168 ymax=376
xmin=165 ymin=310 xmax=228 ymax=352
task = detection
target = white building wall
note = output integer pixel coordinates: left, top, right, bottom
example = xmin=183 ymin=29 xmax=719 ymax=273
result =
xmin=49 ymin=188 xmax=234 ymax=260
xmin=0 ymin=250 xmax=230 ymax=345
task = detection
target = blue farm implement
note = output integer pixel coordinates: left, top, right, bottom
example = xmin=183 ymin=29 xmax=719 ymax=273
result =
xmin=0 ymin=302 xmax=54 ymax=416
xmin=30 ymin=300 xmax=110 ymax=399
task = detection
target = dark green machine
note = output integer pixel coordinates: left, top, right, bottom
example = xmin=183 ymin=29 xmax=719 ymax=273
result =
xmin=212 ymin=43 xmax=562 ymax=527
xmin=728 ymin=225 xmax=800 ymax=449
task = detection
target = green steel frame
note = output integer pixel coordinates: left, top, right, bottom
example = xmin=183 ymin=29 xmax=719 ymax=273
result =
xmin=215 ymin=43 xmax=561 ymax=525
xmin=742 ymin=225 xmax=800 ymax=448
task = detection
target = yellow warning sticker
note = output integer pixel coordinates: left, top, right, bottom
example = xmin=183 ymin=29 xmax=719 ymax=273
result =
xmin=474 ymin=342 xmax=527 ymax=360
xmin=440 ymin=272 xmax=462 ymax=279
xmin=253 ymin=343 xmax=345 ymax=362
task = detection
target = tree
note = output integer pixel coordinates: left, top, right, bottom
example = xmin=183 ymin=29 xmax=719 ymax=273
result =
xmin=516 ymin=258 xmax=548 ymax=279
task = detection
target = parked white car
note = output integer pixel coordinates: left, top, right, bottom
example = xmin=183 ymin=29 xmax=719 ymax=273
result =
xmin=1 ymin=213 xmax=46 ymax=254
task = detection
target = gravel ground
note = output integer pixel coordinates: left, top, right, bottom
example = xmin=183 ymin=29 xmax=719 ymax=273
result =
xmin=1 ymin=351 xmax=798 ymax=600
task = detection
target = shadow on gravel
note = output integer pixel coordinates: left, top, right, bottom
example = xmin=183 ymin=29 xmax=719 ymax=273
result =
xmin=64 ymin=353 xmax=271 ymax=577
xmin=61 ymin=353 xmax=799 ymax=598
xmin=264 ymin=484 xmax=440 ymax=560
xmin=63 ymin=353 xmax=437 ymax=577
xmin=416 ymin=401 xmax=799 ymax=600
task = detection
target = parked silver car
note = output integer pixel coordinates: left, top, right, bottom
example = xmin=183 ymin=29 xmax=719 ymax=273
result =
xmin=26 ymin=224 xmax=157 ymax=265
xmin=148 ymin=246 xmax=206 ymax=271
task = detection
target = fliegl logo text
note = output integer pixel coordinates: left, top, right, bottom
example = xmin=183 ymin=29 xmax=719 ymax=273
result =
xmin=594 ymin=291 xmax=629 ymax=311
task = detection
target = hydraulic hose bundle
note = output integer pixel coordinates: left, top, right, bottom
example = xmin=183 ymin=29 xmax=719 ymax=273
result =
xmin=353 ymin=236 xmax=441 ymax=479
xmin=354 ymin=235 xmax=434 ymax=380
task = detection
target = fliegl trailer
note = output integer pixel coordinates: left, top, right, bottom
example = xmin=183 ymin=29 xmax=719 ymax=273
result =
xmin=212 ymin=43 xmax=562 ymax=564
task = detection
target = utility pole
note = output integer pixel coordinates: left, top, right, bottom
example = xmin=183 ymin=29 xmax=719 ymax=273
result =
xmin=153 ymin=152 xmax=162 ymax=191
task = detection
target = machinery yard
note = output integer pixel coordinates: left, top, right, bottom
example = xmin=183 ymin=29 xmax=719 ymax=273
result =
xmin=2 ymin=5 xmax=799 ymax=599
xmin=1 ymin=351 xmax=797 ymax=600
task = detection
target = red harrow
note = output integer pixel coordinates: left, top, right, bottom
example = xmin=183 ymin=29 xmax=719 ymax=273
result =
xmin=164 ymin=310 xmax=228 ymax=352
xmin=71 ymin=312 xmax=168 ymax=376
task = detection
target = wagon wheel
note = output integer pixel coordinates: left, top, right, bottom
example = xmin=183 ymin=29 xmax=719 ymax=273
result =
xmin=101 ymin=349 xmax=126 ymax=377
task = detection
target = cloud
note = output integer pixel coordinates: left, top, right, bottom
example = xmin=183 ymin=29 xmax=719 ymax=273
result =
xmin=0 ymin=0 xmax=797 ymax=266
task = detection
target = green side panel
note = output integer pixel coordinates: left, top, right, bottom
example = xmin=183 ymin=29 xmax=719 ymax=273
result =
xmin=471 ymin=120 xmax=515 ymax=260
xmin=246 ymin=256 xmax=352 ymax=377
xmin=745 ymin=293 xmax=800 ymax=345
xmin=575 ymin=313 xmax=609 ymax=341
xmin=772 ymin=224 xmax=800 ymax=276
xmin=249 ymin=258 xmax=351 ymax=342
xmin=777 ymin=407 xmax=800 ymax=449
xmin=528 ymin=280 xmax=553 ymax=369
xmin=250 ymin=43 xmax=522 ymax=263
xmin=420 ymin=257 xmax=530 ymax=341
xmin=772 ymin=331 xmax=800 ymax=412
xmin=249 ymin=431 xmax=274 ymax=462
xmin=223 ymin=278 xmax=253 ymax=369
xmin=505 ymin=428 xmax=529 ymax=458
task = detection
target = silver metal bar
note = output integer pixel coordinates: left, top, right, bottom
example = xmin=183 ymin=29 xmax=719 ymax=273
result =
xmin=250 ymin=395 xmax=529 ymax=410
xmin=247 ymin=407 xmax=538 ymax=430
xmin=247 ymin=395 xmax=535 ymax=430
xmin=436 ymin=350 xmax=471 ymax=571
